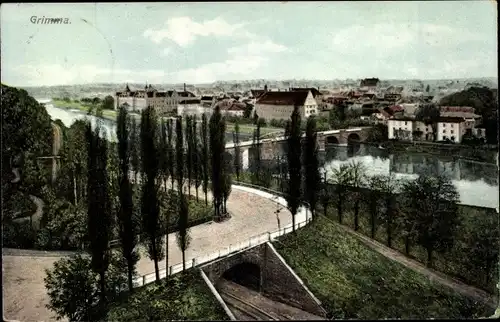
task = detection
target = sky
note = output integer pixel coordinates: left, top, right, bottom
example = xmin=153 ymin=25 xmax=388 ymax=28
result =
xmin=1 ymin=1 xmax=497 ymax=86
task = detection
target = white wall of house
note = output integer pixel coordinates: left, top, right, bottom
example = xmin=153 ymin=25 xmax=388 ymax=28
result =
xmin=437 ymin=121 xmax=461 ymax=142
xmin=255 ymin=103 xmax=295 ymax=120
xmin=388 ymin=119 xmax=415 ymax=140
xmin=303 ymin=92 xmax=318 ymax=117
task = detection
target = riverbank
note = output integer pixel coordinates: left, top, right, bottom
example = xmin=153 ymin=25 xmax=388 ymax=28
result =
xmin=51 ymin=99 xmax=118 ymax=121
xmin=384 ymin=140 xmax=498 ymax=164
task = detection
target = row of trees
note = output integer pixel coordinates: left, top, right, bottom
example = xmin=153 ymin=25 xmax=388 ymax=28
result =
xmin=44 ymin=105 xmax=234 ymax=320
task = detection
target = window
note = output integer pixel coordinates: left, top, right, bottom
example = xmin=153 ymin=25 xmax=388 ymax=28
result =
xmin=451 ymin=130 xmax=454 ymax=134
xmin=443 ymin=129 xmax=446 ymax=133
xmin=405 ymin=121 xmax=407 ymax=125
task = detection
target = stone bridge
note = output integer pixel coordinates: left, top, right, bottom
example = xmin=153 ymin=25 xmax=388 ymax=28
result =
xmin=201 ymin=242 xmax=327 ymax=318
xmin=225 ymin=127 xmax=371 ymax=168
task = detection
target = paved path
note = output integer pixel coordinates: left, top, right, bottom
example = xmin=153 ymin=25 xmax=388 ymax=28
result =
xmin=2 ymin=186 xmax=294 ymax=322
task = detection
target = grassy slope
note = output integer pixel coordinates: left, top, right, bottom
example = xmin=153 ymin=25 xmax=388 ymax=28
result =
xmin=273 ymin=215 xmax=493 ymax=319
xmin=106 ymin=269 xmax=229 ymax=321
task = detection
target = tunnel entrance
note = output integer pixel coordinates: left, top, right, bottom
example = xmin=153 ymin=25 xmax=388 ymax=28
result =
xmin=221 ymin=262 xmax=261 ymax=292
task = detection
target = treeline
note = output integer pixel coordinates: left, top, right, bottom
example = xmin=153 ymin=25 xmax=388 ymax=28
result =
xmin=54 ymin=95 xmax=115 ymax=111
xmin=237 ymin=156 xmax=499 ymax=293
xmin=42 ymin=104 xmax=234 ymax=320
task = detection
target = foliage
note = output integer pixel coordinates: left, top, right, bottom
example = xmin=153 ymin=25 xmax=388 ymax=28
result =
xmin=102 ymin=95 xmax=115 ymax=110
xmin=366 ymin=123 xmax=389 ymax=143
xmin=86 ymin=122 xmax=114 ymax=302
xmin=116 ymin=107 xmax=139 ymax=291
xmin=106 ymin=270 xmax=229 ymax=321
xmin=286 ymin=106 xmax=302 ymax=232
xmin=176 ymin=192 xmax=191 ymax=271
xmin=209 ymin=106 xmax=226 ymax=219
xmin=401 ymin=174 xmax=459 ymax=268
xmin=140 ymin=107 xmax=164 ymax=282
xmin=274 ymin=216 xmax=492 ymax=319
xmin=233 ymin=120 xmax=241 ymax=181
xmin=44 ymin=251 xmax=132 ymax=322
xmin=201 ymin=113 xmax=210 ymax=205
xmin=326 ymin=164 xmax=352 ymax=224
xmin=303 ymin=116 xmax=321 ymax=220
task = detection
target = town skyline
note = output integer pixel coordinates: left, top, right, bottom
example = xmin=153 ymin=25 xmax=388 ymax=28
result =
xmin=1 ymin=1 xmax=497 ymax=87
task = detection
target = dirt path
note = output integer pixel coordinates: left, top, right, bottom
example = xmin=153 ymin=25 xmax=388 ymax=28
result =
xmin=331 ymin=217 xmax=498 ymax=310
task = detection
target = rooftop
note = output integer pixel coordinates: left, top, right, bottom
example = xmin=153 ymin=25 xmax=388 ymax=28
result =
xmin=256 ymin=91 xmax=310 ymax=106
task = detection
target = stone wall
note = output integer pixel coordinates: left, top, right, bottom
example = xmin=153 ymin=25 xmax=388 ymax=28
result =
xmin=201 ymin=243 xmax=327 ymax=317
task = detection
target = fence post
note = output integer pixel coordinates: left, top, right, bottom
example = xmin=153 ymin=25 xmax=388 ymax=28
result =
xmin=142 ymin=275 xmax=146 ymax=286
xmin=192 ymin=258 xmax=196 ymax=267
xmin=169 ymin=266 xmax=173 ymax=276
xmin=268 ymin=232 xmax=271 ymax=241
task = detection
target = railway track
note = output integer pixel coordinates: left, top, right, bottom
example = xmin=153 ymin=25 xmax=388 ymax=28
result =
xmin=220 ymin=291 xmax=282 ymax=320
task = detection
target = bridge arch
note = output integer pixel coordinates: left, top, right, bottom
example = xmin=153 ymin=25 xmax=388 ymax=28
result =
xmin=220 ymin=261 xmax=262 ymax=292
xmin=326 ymin=136 xmax=339 ymax=145
xmin=347 ymin=133 xmax=361 ymax=143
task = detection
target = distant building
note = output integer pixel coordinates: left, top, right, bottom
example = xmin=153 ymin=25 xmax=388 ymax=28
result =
xmin=255 ymin=90 xmax=318 ymax=121
xmin=289 ymin=87 xmax=325 ymax=109
xmin=116 ymin=83 xmax=196 ymax=115
xmin=359 ymin=78 xmax=380 ymax=88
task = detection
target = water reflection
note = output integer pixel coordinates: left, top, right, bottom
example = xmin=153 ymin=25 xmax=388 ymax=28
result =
xmin=323 ymin=144 xmax=499 ymax=208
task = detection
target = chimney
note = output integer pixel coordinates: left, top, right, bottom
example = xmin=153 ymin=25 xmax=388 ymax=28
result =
xmin=184 ymin=83 xmax=186 ymax=92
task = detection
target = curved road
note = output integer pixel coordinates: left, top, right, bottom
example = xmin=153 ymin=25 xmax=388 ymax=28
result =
xmin=2 ymin=186 xmax=295 ymax=322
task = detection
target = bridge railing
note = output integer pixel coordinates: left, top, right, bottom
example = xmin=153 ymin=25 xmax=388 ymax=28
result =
xmin=133 ymin=185 xmax=311 ymax=288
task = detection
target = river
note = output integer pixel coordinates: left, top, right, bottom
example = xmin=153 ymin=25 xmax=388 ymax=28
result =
xmin=41 ymin=101 xmax=498 ymax=209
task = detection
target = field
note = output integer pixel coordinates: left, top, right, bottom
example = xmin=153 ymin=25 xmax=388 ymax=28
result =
xmin=273 ymin=215 xmax=494 ymax=319
xmin=106 ymin=269 xmax=230 ymax=321
xmin=51 ymin=99 xmax=117 ymax=121
xmin=225 ymin=122 xmax=284 ymax=136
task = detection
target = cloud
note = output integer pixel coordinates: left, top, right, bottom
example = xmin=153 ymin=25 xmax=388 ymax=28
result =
xmin=331 ymin=23 xmax=485 ymax=53
xmin=143 ymin=16 xmax=253 ymax=47
xmin=169 ymin=55 xmax=267 ymax=84
xmin=8 ymin=64 xmax=166 ymax=86
xmin=227 ymin=40 xmax=287 ymax=56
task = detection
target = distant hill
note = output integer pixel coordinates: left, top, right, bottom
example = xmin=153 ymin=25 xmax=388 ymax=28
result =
xmin=438 ymin=86 xmax=498 ymax=117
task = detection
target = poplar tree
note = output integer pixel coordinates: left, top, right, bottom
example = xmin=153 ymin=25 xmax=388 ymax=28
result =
xmin=201 ymin=113 xmax=210 ymax=205
xmin=233 ymin=120 xmax=241 ymax=182
xmin=86 ymin=122 xmax=113 ymax=304
xmin=159 ymin=119 xmax=169 ymax=193
xmin=176 ymin=117 xmax=184 ymax=194
xmin=129 ymin=117 xmax=140 ymax=184
xmin=209 ymin=106 xmax=225 ymax=220
xmin=304 ymin=116 xmax=320 ymax=221
xmin=286 ymin=106 xmax=302 ymax=232
xmin=185 ymin=116 xmax=193 ymax=196
xmin=116 ymin=107 xmax=138 ymax=292
xmin=192 ymin=119 xmax=202 ymax=201
xmin=166 ymin=119 xmax=175 ymax=190
xmin=176 ymin=191 xmax=191 ymax=271
xmin=140 ymin=107 xmax=164 ymax=282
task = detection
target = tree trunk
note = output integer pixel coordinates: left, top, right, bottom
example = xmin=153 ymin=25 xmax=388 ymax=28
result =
xmin=426 ymin=247 xmax=433 ymax=268
xmin=205 ymin=190 xmax=208 ymax=206
xmin=404 ymin=235 xmax=411 ymax=255
xmin=182 ymin=248 xmax=186 ymax=271
xmin=127 ymin=258 xmax=134 ymax=292
xmin=166 ymin=211 xmax=170 ymax=280
xmin=73 ymin=171 xmax=78 ymax=205
xmin=152 ymin=240 xmax=160 ymax=281
xmin=322 ymin=201 xmax=328 ymax=217
xmin=370 ymin=204 xmax=376 ymax=238
xmin=99 ymin=271 xmax=106 ymax=304
xmin=292 ymin=212 xmax=296 ymax=232
xmin=354 ymin=199 xmax=359 ymax=231
xmin=485 ymin=259 xmax=492 ymax=285
xmin=195 ymin=187 xmax=199 ymax=201
xmin=337 ymin=195 xmax=343 ymax=224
